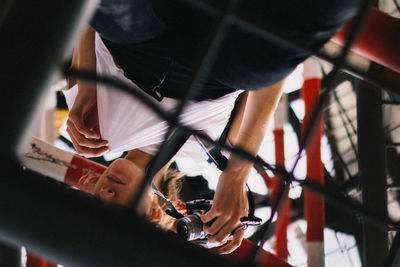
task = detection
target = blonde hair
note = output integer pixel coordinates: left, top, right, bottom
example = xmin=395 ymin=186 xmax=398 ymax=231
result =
xmin=154 ymin=167 xmax=184 ymax=230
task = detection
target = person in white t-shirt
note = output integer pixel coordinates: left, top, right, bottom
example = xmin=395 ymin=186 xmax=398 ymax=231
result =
xmin=66 ymin=25 xmax=284 ymax=254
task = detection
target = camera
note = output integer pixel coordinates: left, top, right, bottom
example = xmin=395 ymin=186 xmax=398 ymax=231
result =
xmin=176 ymin=199 xmax=213 ymax=245
xmin=175 ymin=198 xmax=262 ymax=248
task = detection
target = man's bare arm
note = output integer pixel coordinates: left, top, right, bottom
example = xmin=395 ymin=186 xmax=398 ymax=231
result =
xmin=201 ymin=80 xmax=284 ymax=254
xmin=66 ymin=25 xmax=109 ymax=157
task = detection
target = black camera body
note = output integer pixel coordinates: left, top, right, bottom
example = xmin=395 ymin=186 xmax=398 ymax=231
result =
xmin=176 ymin=199 xmax=213 ymax=244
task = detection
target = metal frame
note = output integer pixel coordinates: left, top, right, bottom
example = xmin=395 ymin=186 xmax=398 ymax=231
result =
xmin=1 ymin=0 xmax=400 ymax=266
xmin=357 ymin=79 xmax=388 ymax=266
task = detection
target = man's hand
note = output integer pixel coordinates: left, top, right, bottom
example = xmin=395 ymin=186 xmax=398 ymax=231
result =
xmin=212 ymin=225 xmax=246 ymax=255
xmin=200 ymin=162 xmax=250 ymax=254
xmin=200 ymin=82 xmax=284 ymax=254
xmin=67 ymin=24 xmax=107 ymax=157
xmin=67 ymin=86 xmax=109 ymax=157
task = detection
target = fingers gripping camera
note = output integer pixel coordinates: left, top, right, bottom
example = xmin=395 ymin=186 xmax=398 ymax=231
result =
xmin=176 ymin=199 xmax=262 ymax=247
xmin=152 ymin=181 xmax=261 ymax=247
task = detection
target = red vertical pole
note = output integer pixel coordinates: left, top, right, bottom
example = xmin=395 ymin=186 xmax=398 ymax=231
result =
xmin=228 ymin=239 xmax=293 ymax=267
xmin=302 ymin=57 xmax=325 ymax=267
xmin=273 ymin=94 xmax=290 ymax=260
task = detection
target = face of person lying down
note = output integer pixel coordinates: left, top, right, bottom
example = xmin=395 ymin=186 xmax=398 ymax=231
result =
xmin=91 ymin=158 xmax=154 ymax=216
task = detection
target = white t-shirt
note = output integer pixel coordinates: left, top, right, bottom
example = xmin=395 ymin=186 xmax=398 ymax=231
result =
xmin=64 ymin=34 xmax=241 ymax=161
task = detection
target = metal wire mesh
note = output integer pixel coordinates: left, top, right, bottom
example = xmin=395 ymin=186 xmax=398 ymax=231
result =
xmin=61 ymin=0 xmax=400 ymax=265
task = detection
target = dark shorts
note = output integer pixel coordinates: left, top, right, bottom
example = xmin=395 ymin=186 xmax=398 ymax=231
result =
xmin=90 ymin=0 xmax=166 ymax=44
xmin=90 ymin=0 xmax=361 ymax=101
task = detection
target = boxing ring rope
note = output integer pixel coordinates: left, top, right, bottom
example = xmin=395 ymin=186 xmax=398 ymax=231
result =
xmin=21 ymin=137 xmax=106 ymax=190
xmin=1 ymin=0 xmax=400 ymax=266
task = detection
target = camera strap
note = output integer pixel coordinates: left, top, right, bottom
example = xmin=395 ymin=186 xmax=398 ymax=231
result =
xmin=192 ymin=93 xmax=241 ymax=171
xmin=194 ymin=135 xmax=262 ymax=226
xmin=148 ymin=128 xmax=261 ymax=223
xmin=151 ymin=182 xmax=184 ymax=219
xmin=192 ymin=94 xmax=262 ymax=226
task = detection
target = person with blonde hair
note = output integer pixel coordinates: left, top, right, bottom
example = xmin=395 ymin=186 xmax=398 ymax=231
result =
xmin=65 ymin=23 xmax=276 ymax=254
xmin=77 ymin=149 xmax=184 ymax=231
xmin=66 ymin=0 xmax=361 ymax=253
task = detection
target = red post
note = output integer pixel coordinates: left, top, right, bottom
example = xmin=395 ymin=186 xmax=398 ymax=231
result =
xmin=272 ymin=94 xmax=290 ymax=260
xmin=302 ymin=58 xmax=325 ymax=267
xmin=228 ymin=239 xmax=293 ymax=267
xmin=332 ymin=7 xmax=400 ymax=74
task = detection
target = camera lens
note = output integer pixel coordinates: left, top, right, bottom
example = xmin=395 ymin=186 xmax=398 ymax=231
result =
xmin=176 ymin=213 xmax=204 ymax=241
xmin=176 ymin=222 xmax=189 ymax=239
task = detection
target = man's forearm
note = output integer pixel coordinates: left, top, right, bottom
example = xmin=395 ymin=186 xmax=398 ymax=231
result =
xmin=225 ymin=80 xmax=284 ymax=179
xmin=203 ymin=82 xmax=284 ymax=252
xmin=69 ymin=25 xmax=96 ymax=90
xmin=69 ymin=25 xmax=96 ymax=89
xmin=74 ymin=25 xmax=96 ymax=71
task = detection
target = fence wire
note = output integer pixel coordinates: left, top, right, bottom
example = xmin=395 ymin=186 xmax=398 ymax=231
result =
xmin=63 ymin=0 xmax=400 ymax=265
